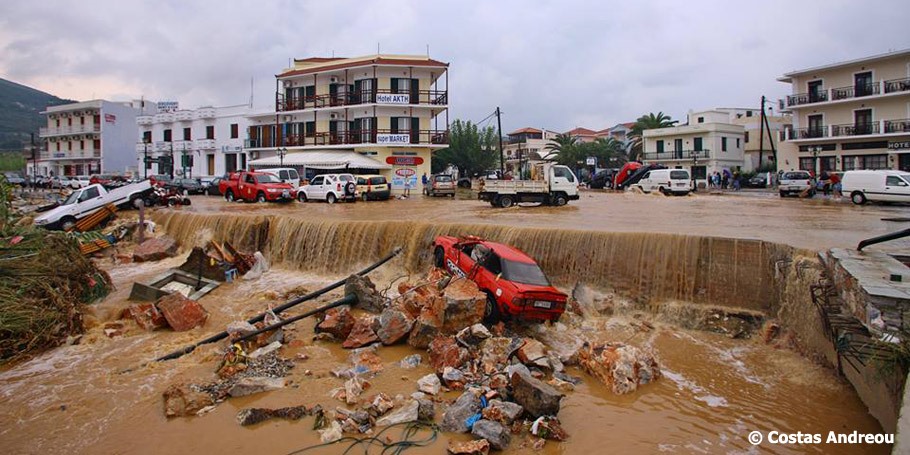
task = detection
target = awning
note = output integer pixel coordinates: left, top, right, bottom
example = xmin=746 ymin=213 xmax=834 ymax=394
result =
xmin=249 ymin=150 xmax=391 ymax=170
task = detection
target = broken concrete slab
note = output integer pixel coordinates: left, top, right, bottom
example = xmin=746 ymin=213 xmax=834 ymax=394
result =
xmin=367 ymin=393 xmax=394 ymax=417
xmin=128 ymin=303 xmax=168 ymax=331
xmin=248 ymin=341 xmax=282 ymax=359
xmin=227 ymin=377 xmax=287 ymax=398
xmin=408 ymin=308 xmax=443 ymax=349
xmin=133 ymin=236 xmax=178 ymax=262
xmin=417 ymin=398 xmax=435 ymax=421
xmin=479 ymin=337 xmax=523 ymax=373
xmin=156 ymin=293 xmax=208 ymax=331
xmin=517 ymin=338 xmax=550 ymax=370
xmin=510 ymin=371 xmax=563 ymax=418
xmin=399 ymin=354 xmax=422 ymax=369
xmin=441 ymin=279 xmax=486 ymax=332
xmin=471 ymin=419 xmax=511 ymax=450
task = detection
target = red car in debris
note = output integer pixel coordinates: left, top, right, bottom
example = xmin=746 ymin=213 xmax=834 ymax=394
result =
xmin=219 ymin=171 xmax=296 ymax=203
xmin=432 ymin=235 xmax=567 ymax=322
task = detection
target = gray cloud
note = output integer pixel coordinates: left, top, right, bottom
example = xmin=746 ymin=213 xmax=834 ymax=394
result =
xmin=1 ymin=0 xmax=908 ymax=132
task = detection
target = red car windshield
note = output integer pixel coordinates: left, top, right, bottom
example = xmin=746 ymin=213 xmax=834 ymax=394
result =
xmin=255 ymin=174 xmax=281 ymax=183
xmin=501 ymin=259 xmax=550 ymax=286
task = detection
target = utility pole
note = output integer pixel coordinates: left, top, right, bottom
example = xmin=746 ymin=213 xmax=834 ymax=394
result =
xmin=496 ymin=107 xmax=504 ymax=176
xmin=30 ymin=133 xmax=36 ymax=190
xmin=758 ymin=96 xmax=765 ymax=170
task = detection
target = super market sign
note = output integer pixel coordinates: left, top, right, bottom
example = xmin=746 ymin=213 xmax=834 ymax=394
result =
xmin=377 ymin=134 xmax=411 ymax=145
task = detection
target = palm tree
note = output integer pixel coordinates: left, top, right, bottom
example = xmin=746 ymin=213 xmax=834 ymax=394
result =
xmin=627 ymin=112 xmax=678 ymax=161
xmin=543 ymin=133 xmax=578 ymax=165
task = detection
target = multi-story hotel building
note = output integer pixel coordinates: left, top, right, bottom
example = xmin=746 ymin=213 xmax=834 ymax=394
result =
xmin=136 ymin=103 xmax=251 ymax=178
xmin=502 ymin=127 xmax=559 ymax=177
xmin=37 ymin=100 xmax=142 ymax=177
xmin=777 ymin=49 xmax=910 ymax=173
xmin=245 ymin=54 xmax=449 ymax=191
xmin=642 ymin=109 xmax=748 ymax=185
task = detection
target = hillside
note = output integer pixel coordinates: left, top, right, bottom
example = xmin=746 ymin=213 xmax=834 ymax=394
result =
xmin=0 ymin=78 xmax=75 ymax=151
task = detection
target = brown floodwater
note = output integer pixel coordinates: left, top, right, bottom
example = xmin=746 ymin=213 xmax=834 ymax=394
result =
xmin=1 ymin=190 xmax=901 ymax=454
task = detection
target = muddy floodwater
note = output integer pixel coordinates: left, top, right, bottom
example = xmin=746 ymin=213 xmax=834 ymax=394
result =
xmin=1 ymin=190 xmax=902 ymax=454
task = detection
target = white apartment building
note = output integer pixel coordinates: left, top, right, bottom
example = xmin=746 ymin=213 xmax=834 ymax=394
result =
xmin=722 ymin=107 xmax=790 ymax=171
xmin=502 ymin=127 xmax=559 ymax=176
xmin=245 ymin=54 xmax=449 ymax=192
xmin=136 ymin=103 xmax=252 ymax=178
xmin=37 ymin=100 xmax=142 ymax=176
xmin=642 ymin=109 xmax=747 ymax=185
xmin=777 ymin=48 xmax=910 ymax=173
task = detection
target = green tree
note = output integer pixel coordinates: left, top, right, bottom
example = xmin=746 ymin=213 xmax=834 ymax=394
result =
xmin=627 ymin=112 xmax=678 ymax=161
xmin=432 ymin=119 xmax=499 ymax=177
xmin=543 ymin=133 xmax=579 ymax=166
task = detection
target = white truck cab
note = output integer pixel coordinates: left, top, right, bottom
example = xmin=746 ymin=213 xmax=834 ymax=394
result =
xmin=34 ymin=181 xmax=153 ymax=230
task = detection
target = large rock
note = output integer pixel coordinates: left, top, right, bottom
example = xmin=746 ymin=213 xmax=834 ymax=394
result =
xmin=479 ymin=337 xmax=523 ymax=374
xmin=163 ymin=384 xmax=214 ymax=418
xmin=228 ymin=376 xmax=287 ymax=398
xmin=440 ymin=279 xmax=486 ymax=332
xmin=156 ymin=294 xmax=208 ymax=331
xmin=417 ymin=373 xmax=441 ymax=395
xmin=510 ymin=371 xmax=563 ymax=418
xmin=483 ymin=399 xmax=523 ymax=424
xmin=447 ymin=439 xmax=490 ymax=455
xmin=577 ymin=342 xmax=661 ymax=394
xmin=236 ymin=406 xmax=309 ymax=426
xmin=375 ymin=399 xmax=419 ymax=426
xmin=133 ymin=236 xmax=178 ymax=262
xmin=517 ymin=338 xmax=550 ymax=369
xmin=428 ymin=336 xmax=470 ymax=374
xmin=345 ymin=274 xmax=386 ymax=313
xmin=455 ymin=324 xmax=492 ymax=346
xmin=128 ymin=303 xmax=168 ymax=331
xmin=440 ymin=390 xmax=482 ymax=433
xmin=316 ymin=305 xmax=356 ymax=340
xmin=343 ymin=317 xmax=380 ymax=349
xmin=376 ymin=307 xmax=415 ymax=345
xmin=471 ymin=419 xmax=511 ymax=450
xmin=408 ymin=305 xmax=443 ymax=349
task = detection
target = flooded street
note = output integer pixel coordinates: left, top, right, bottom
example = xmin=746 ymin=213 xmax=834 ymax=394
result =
xmin=1 ymin=190 xmax=902 ymax=454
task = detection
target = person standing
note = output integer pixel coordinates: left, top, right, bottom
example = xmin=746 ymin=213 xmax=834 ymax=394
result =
xmin=404 ymin=177 xmax=412 ymax=198
xmin=830 ymin=172 xmax=842 ymax=199
xmin=421 ymin=172 xmax=428 ymax=189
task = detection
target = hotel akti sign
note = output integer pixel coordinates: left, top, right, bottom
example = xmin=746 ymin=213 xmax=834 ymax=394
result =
xmin=376 ymin=93 xmax=410 ymax=104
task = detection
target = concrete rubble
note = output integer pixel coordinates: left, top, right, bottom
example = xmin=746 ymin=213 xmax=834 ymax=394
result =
xmin=236 ymin=405 xmax=309 ymax=426
xmin=447 ymin=439 xmax=491 ymax=455
xmin=228 ymin=376 xmax=287 ymax=398
xmin=577 ymin=342 xmax=661 ymax=394
xmin=132 ymin=235 xmax=178 ymax=262
xmin=471 ymin=419 xmax=511 ymax=450
xmin=155 ymin=293 xmax=208 ymax=332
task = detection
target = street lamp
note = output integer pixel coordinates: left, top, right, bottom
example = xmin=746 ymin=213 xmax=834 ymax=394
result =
xmin=689 ymin=148 xmax=709 ymax=192
xmin=809 ymin=146 xmax=822 ymax=176
xmin=276 ymin=147 xmax=287 ymax=167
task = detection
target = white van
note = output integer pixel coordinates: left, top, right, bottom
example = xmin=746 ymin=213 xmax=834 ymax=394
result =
xmin=636 ymin=168 xmax=691 ymax=195
xmin=842 ymin=170 xmax=910 ymax=205
xmin=259 ymin=167 xmax=300 ymax=190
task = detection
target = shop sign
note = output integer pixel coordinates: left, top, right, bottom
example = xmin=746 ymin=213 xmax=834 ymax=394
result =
xmin=386 ymin=156 xmax=424 ymax=166
xmin=376 ymin=93 xmax=409 ymax=104
xmin=377 ymin=134 xmax=411 ymax=145
xmin=888 ymin=141 xmax=910 ymax=151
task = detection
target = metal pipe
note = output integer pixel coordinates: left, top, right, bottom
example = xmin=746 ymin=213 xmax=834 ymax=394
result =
xmin=857 ymin=228 xmax=910 ymax=251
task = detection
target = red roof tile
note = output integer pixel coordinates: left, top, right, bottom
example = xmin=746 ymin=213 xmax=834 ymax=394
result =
xmin=508 ymin=127 xmax=542 ymax=135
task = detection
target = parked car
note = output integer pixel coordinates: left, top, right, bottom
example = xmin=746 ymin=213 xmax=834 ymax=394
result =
xmin=425 ymin=174 xmax=456 ymax=197
xmin=48 ymin=176 xmax=76 ymax=189
xmin=34 ymin=181 xmax=154 ymax=230
xmin=356 ymin=175 xmax=391 ymax=201
xmin=2 ymin=172 xmax=26 ymax=187
xmin=167 ymin=177 xmax=205 ymax=195
xmin=71 ymin=175 xmax=92 ymax=188
xmin=614 ymin=162 xmax=643 ymax=190
xmin=220 ymin=171 xmax=296 ymax=202
xmin=149 ymin=174 xmax=173 ymax=187
xmin=432 ymin=235 xmax=567 ymax=322
xmin=634 ymin=168 xmax=691 ymax=195
xmin=779 ymin=171 xmax=814 ymax=197
xmin=457 ymin=177 xmax=473 ymax=188
xmin=206 ymin=177 xmax=223 ymax=196
xmin=745 ymin=172 xmax=772 ymax=188
xmin=842 ymin=170 xmax=910 ymax=205
xmin=298 ymin=173 xmax=357 ymax=203
xmin=89 ymin=174 xmax=117 ymax=186
xmin=258 ymin=167 xmax=301 ymax=190
xmin=589 ymin=170 xmax=615 ymax=189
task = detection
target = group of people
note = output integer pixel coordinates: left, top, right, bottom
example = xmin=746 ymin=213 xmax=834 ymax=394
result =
xmin=817 ymin=170 xmax=843 ymax=198
xmin=707 ymin=170 xmax=741 ymax=190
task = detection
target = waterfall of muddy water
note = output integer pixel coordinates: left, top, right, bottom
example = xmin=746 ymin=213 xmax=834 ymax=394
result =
xmin=153 ymin=212 xmax=795 ymax=312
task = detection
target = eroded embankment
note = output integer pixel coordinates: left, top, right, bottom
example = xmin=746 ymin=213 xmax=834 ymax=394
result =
xmin=151 ymin=211 xmax=827 ymax=348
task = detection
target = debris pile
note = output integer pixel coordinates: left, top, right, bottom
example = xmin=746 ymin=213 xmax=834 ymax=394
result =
xmin=121 ymin=293 xmax=209 ymax=334
xmin=577 ymin=342 xmax=661 ymax=394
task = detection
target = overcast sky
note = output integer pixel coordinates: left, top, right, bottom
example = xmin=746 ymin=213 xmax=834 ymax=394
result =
xmin=2 ymin=0 xmax=908 ymax=133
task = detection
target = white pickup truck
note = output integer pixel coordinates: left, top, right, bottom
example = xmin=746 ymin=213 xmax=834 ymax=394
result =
xmin=35 ymin=181 xmax=154 ymax=230
xmin=477 ymin=163 xmax=580 ymax=207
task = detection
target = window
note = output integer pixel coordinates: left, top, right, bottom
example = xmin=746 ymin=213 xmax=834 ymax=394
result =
xmin=553 ymin=166 xmax=575 ymax=182
xmin=143 ymin=131 xmax=152 ymax=143
xmin=722 ymin=137 xmax=727 ymax=152
xmin=311 ymin=176 xmax=324 ymax=185
xmin=183 ymin=127 xmax=191 ymax=140
xmin=80 ymin=186 xmax=100 ymax=201
xmin=886 ymin=176 xmax=908 ymax=187
xmin=842 ymin=155 xmax=857 ymax=171
xmin=744 ymin=131 xmax=749 ymax=143
xmin=80 ymin=116 xmax=85 ymax=124
xmin=305 ymin=121 xmax=316 ymax=137
xmin=56 ymin=142 xmax=60 ymax=151
xmin=746 ymin=111 xmax=753 ymax=117
xmin=656 ymin=141 xmax=664 ymax=154
xmin=206 ymin=125 xmax=215 ymax=139
xmin=163 ymin=129 xmax=172 ymax=142
xmin=820 ymin=156 xmax=836 ymax=172
xmin=245 ymin=174 xmax=255 ymax=184
xmin=230 ymin=123 xmax=239 ymax=139
xmin=808 ymin=115 xmax=824 ymax=137
xmin=697 ymin=117 xmax=704 ymax=123
xmin=501 ymin=259 xmax=550 ymax=286
xmin=694 ymin=137 xmax=703 ymax=151
xmin=670 ymin=170 xmax=689 ymax=180
xmin=736 ymin=138 xmax=740 ymax=148
xmin=808 ymin=80 xmax=824 ymax=102
xmin=862 ymin=154 xmax=888 ymax=170
xmin=798 ymin=159 xmax=815 ymax=172
xmin=80 ymin=140 xmax=84 ymax=150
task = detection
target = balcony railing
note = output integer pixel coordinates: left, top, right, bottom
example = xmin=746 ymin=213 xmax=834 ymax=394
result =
xmin=39 ymin=125 xmax=101 ymax=136
xmin=195 ymin=108 xmax=216 ymax=119
xmin=175 ymin=110 xmax=194 ymax=121
xmin=643 ymin=149 xmax=710 ymax=161
xmin=248 ymin=129 xmax=449 ymax=148
xmin=39 ymin=150 xmax=101 ymax=160
xmin=885 ymin=119 xmax=910 ymax=134
xmin=884 ymin=77 xmax=910 ymax=94
xmin=786 ymin=91 xmax=828 ymax=107
xmin=137 ymin=115 xmax=154 ymax=125
xmin=194 ymin=139 xmax=216 ymax=150
xmin=831 ymin=82 xmax=880 ymax=101
xmin=276 ymin=89 xmax=448 ymax=112
xmin=792 ymin=127 xmax=828 ymax=139
xmin=832 ymin=122 xmax=880 ymax=137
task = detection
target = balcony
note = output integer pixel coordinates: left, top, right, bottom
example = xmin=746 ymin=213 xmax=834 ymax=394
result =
xmin=194 ymin=139 xmax=216 ymax=150
xmin=172 ymin=140 xmax=193 ymax=152
xmin=786 ymin=91 xmax=828 ymax=107
xmin=276 ymin=89 xmax=448 ymax=112
xmin=832 ymin=122 xmax=880 ymax=137
xmin=153 ymin=141 xmax=172 ymax=152
xmin=791 ymin=127 xmax=828 ymax=139
xmin=39 ymin=150 xmax=101 ymax=160
xmin=154 ymin=112 xmax=175 ymax=123
xmin=642 ymin=150 xmax=710 ymax=161
xmin=175 ymin=110 xmax=194 ymax=122
xmin=39 ymin=124 xmax=101 ymax=136
xmin=884 ymin=119 xmax=910 ymax=134
xmin=251 ymin=129 xmax=449 ymax=148
xmin=884 ymin=77 xmax=910 ymax=94
xmin=137 ymin=115 xmax=154 ymax=126
xmin=195 ymin=108 xmax=216 ymax=119
xmin=831 ymin=82 xmax=880 ymax=101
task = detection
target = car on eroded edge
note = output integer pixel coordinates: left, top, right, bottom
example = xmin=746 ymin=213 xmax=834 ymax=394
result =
xmin=432 ymin=235 xmax=567 ymax=323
